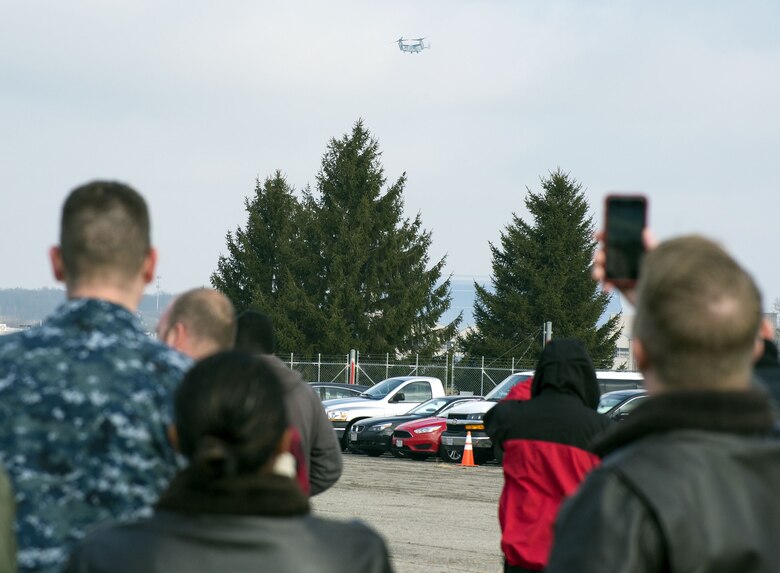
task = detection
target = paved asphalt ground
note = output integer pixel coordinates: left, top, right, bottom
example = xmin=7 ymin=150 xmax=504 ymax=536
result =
xmin=311 ymin=452 xmax=505 ymax=573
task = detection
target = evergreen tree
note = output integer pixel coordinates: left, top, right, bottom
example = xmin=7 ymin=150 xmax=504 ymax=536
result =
xmin=461 ymin=169 xmax=620 ymax=367
xmin=304 ymin=120 xmax=460 ymax=355
xmin=212 ymin=122 xmax=458 ymax=356
xmin=210 ymin=171 xmax=310 ymax=351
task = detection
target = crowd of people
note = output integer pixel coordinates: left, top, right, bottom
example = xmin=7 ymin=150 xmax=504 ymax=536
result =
xmin=0 ymin=179 xmax=779 ymax=573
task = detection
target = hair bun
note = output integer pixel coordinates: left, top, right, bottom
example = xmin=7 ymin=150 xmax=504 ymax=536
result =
xmin=192 ymin=435 xmax=238 ymax=479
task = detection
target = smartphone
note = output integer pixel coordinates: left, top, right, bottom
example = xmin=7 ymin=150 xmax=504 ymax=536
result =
xmin=604 ymin=195 xmax=647 ymax=287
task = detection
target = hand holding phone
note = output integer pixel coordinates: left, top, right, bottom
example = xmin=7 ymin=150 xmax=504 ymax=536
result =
xmin=604 ymin=195 xmax=648 ymax=288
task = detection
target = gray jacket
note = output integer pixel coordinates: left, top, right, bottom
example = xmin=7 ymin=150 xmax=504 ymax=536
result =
xmin=265 ymin=355 xmax=343 ymax=495
xmin=64 ymin=472 xmax=391 ymax=573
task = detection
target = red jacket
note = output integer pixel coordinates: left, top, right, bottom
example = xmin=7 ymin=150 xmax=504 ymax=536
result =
xmin=485 ymin=339 xmax=611 ymax=570
xmin=499 ymin=439 xmax=600 ymax=568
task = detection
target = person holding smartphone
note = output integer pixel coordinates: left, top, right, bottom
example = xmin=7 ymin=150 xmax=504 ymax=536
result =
xmin=546 ymin=220 xmax=780 ymax=572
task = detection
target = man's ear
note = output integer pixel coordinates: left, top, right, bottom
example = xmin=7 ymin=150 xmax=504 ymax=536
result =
xmin=49 ymin=246 xmax=65 ymax=282
xmin=755 ymin=318 xmax=775 ymax=362
xmin=142 ymin=248 xmax=158 ymax=285
xmin=167 ymin=425 xmax=180 ymax=452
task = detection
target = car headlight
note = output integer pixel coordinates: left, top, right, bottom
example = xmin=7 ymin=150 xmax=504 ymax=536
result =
xmin=327 ymin=410 xmax=349 ymax=421
xmin=414 ymin=425 xmax=441 ymax=434
xmin=466 ymin=413 xmax=484 ymax=420
xmin=370 ymin=422 xmax=393 ymax=433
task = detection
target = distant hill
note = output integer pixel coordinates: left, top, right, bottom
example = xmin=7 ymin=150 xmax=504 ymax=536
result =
xmin=1 ymin=282 xmax=622 ymax=335
xmin=0 ymin=288 xmax=176 ymax=333
xmin=439 ymin=278 xmax=622 ymax=329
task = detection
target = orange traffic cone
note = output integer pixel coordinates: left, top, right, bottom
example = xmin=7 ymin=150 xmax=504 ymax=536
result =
xmin=461 ymin=431 xmax=476 ymax=467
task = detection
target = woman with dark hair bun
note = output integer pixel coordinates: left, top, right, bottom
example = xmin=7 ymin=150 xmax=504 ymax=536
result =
xmin=64 ymin=351 xmax=393 ymax=573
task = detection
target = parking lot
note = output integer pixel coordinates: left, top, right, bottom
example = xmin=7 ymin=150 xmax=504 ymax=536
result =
xmin=311 ymin=452 xmax=505 ymax=573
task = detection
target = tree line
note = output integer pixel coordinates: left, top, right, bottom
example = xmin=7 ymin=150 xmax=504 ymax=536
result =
xmin=211 ymin=120 xmax=620 ymax=367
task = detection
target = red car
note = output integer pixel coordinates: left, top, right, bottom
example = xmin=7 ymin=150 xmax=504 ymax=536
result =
xmin=390 ymin=415 xmax=449 ymax=461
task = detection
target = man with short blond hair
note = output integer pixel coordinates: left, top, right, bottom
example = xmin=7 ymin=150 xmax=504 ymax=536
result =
xmin=548 ymin=235 xmax=780 ymax=572
xmin=632 ymin=235 xmax=762 ymax=391
xmin=0 ymin=181 xmax=191 ymax=573
xmin=157 ymin=288 xmax=236 ymax=360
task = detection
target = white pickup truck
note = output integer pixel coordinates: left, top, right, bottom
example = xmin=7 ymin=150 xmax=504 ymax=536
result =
xmin=323 ymin=376 xmax=446 ymax=448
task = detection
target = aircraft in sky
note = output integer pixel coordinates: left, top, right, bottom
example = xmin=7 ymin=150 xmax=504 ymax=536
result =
xmin=396 ymin=37 xmax=430 ymax=54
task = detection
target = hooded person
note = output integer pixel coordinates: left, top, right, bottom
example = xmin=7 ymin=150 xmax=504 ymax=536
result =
xmin=484 ymin=338 xmax=612 ymax=573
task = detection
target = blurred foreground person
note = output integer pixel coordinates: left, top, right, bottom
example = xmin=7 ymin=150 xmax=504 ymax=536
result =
xmin=547 ymin=236 xmax=780 ymax=573
xmin=235 ymin=310 xmax=342 ymax=495
xmin=0 ymin=181 xmax=190 ymax=573
xmin=156 ymin=288 xmax=236 ymax=360
xmin=65 ymin=351 xmax=393 ymax=573
xmin=485 ymin=339 xmax=610 ymax=572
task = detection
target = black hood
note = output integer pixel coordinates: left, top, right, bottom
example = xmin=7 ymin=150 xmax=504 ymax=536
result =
xmin=531 ymin=338 xmax=600 ymax=409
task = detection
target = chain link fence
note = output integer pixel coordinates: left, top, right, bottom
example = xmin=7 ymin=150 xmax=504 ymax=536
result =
xmin=282 ymin=352 xmax=538 ymax=396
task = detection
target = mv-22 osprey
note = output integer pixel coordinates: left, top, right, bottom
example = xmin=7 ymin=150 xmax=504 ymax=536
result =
xmin=395 ymin=37 xmax=430 ymax=54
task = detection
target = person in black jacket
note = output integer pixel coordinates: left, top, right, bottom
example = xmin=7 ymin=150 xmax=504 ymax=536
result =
xmin=485 ymin=338 xmax=611 ymax=572
xmin=64 ymin=351 xmax=392 ymax=573
xmin=547 ymin=235 xmax=780 ymax=573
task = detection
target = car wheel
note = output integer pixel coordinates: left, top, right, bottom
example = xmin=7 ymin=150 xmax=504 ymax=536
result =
xmin=341 ymin=424 xmax=354 ymax=450
xmin=474 ymin=451 xmax=493 ymax=465
xmin=440 ymin=445 xmax=462 ymax=463
xmin=390 ymin=449 xmax=404 ymax=459
xmin=364 ymin=449 xmax=384 ymax=457
xmin=408 ymin=452 xmax=429 ymax=461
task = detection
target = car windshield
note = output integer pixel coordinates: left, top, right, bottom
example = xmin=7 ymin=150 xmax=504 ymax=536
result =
xmin=361 ymin=378 xmax=406 ymax=399
xmin=408 ymin=398 xmax=449 ymax=415
xmin=485 ymin=374 xmax=532 ymax=401
xmin=597 ymin=394 xmax=628 ymax=414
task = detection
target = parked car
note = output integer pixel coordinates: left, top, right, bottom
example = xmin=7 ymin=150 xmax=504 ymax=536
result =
xmin=440 ymin=371 xmax=645 ymax=464
xmin=391 ymin=416 xmax=449 ymax=461
xmin=308 ymin=382 xmax=370 ymax=401
xmin=440 ymin=372 xmax=534 ymax=464
xmin=348 ymin=396 xmax=482 ymax=457
xmin=597 ymin=388 xmax=648 ymax=421
xmin=323 ymin=376 xmax=447 ymax=448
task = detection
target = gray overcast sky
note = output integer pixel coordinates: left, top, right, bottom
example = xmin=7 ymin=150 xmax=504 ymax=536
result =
xmin=2 ymin=1 xmax=779 ymax=307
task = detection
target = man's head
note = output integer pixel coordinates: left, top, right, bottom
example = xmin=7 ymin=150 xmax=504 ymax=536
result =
xmin=235 ymin=310 xmax=276 ymax=355
xmin=51 ymin=181 xmax=155 ymax=298
xmin=633 ymin=235 xmax=762 ymax=392
xmin=157 ymin=288 xmax=237 ymax=360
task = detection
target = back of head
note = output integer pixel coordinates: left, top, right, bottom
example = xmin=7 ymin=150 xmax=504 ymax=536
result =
xmin=531 ymin=338 xmax=600 ymax=408
xmin=175 ymin=351 xmax=288 ymax=479
xmin=167 ymin=288 xmax=237 ymax=354
xmin=235 ymin=310 xmax=276 ymax=355
xmin=633 ymin=235 xmax=762 ymax=391
xmin=60 ymin=181 xmax=150 ymax=284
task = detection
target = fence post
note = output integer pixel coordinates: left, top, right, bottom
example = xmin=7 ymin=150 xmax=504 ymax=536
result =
xmin=317 ymin=353 xmax=321 ymax=382
xmin=289 ymin=353 xmax=294 ymax=369
xmin=445 ymin=353 xmax=449 ymax=394
xmin=511 ymin=357 xmax=515 ymax=374
xmin=357 ymin=350 xmax=361 ymax=384
xmin=415 ymin=354 xmax=419 ymax=375
xmin=452 ymin=354 xmax=456 ymax=392
xmin=481 ymin=356 xmax=485 ymax=395
xmin=386 ymin=353 xmax=389 ymax=379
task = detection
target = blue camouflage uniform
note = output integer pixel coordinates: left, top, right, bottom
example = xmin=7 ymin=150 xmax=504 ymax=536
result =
xmin=0 ymin=298 xmax=191 ymax=573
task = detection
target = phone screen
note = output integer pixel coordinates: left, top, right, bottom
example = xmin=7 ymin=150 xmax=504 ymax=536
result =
xmin=605 ymin=196 xmax=647 ymax=284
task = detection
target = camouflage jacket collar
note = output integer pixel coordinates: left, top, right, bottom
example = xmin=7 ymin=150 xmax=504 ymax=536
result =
xmin=48 ymin=298 xmax=145 ymax=334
